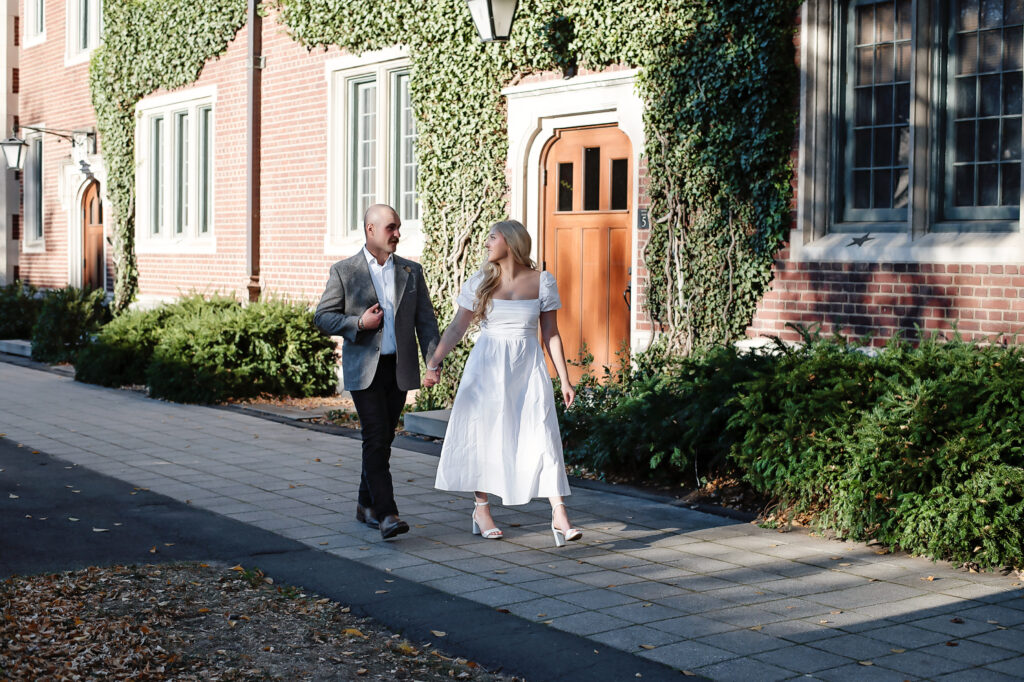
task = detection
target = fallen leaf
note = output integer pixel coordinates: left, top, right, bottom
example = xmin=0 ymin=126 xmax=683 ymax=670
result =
xmin=946 ymin=641 xmax=959 ymax=647
xmin=858 ymin=661 xmax=873 ymax=666
xmin=493 ymin=570 xmax=506 ymax=574
xmin=314 ymin=458 xmax=321 ymax=462
xmin=319 ymin=542 xmax=329 ymax=546
xmin=830 ymin=610 xmax=842 ymax=615
xmin=342 ymin=628 xmax=366 ymax=638
xmin=750 ymin=625 xmax=763 ymax=631
xmin=149 ymin=546 xmax=158 ymax=554
xmin=950 ymin=617 xmax=964 ymax=624
xmin=819 ymin=620 xmax=831 ymax=625
xmin=8 ymin=493 xmax=18 ymax=499
xmin=431 ymin=630 xmax=446 ymax=637
xmin=639 ymin=644 xmax=656 ymax=650
xmin=385 ymin=579 xmax=394 ymax=583
xmin=838 ymin=562 xmax=852 ymax=567
xmin=355 ymin=668 xmax=368 ymax=675
xmin=230 ymin=565 xmax=244 ymax=571
xmin=198 ymin=608 xmax=211 ymax=613
xmin=682 ymin=672 xmax=697 ymax=677
xmin=375 ymin=590 xmax=388 ymax=594
xmin=68 ymin=517 xmax=79 ymax=522
xmin=92 ymin=528 xmax=109 ymax=533
xmin=891 ymin=648 xmax=905 ymax=653
xmin=163 ymin=543 xmax=174 ymax=547
xmin=830 ymin=556 xmax=843 ymax=560
xmin=542 ymin=619 xmax=553 ymax=624
xmin=987 ymin=620 xmax=1000 ymax=624
xmin=922 ymin=575 xmax=936 ymax=582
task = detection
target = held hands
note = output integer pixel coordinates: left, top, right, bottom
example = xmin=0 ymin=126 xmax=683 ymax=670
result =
xmin=423 ymin=367 xmax=441 ymax=388
xmin=359 ymin=304 xmax=384 ymax=331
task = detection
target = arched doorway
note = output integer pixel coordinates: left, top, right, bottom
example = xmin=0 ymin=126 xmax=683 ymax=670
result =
xmin=81 ymin=182 xmax=104 ymax=291
xmin=541 ymin=125 xmax=632 ymax=383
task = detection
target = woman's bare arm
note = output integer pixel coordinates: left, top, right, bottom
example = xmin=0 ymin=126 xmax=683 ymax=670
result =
xmin=540 ymin=310 xmax=575 ymax=407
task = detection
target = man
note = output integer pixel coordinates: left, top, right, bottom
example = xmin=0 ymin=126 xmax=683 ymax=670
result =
xmin=314 ymin=204 xmax=440 ymax=539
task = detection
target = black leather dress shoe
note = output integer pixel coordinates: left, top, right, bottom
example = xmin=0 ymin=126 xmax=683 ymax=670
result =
xmin=379 ymin=515 xmax=410 ymax=540
xmin=356 ymin=504 xmax=379 ymax=529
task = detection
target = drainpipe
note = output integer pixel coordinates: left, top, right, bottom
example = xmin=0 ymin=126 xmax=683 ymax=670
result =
xmin=245 ymin=0 xmax=263 ymax=302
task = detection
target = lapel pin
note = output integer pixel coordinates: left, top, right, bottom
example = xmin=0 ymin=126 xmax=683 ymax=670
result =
xmin=403 ymin=265 xmax=411 ymax=273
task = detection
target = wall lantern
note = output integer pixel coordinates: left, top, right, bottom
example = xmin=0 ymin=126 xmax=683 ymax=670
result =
xmin=1 ymin=125 xmax=96 ymax=171
xmin=0 ymin=136 xmax=27 ymax=171
xmin=465 ymin=0 xmax=519 ymax=42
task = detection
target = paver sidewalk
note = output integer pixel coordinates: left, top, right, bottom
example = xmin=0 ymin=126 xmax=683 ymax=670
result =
xmin=1 ymin=361 xmax=1022 ymax=681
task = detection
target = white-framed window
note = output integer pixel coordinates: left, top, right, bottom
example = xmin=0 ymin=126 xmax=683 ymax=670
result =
xmin=326 ymin=48 xmax=423 ymax=255
xmin=23 ymin=133 xmax=45 ymax=249
xmin=135 ymin=87 xmax=216 ymax=254
xmin=66 ymin=0 xmax=102 ymax=64
xmin=24 ymin=0 xmax=46 ymax=47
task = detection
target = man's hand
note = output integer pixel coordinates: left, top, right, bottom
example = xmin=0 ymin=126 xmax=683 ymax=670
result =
xmin=360 ymin=304 xmax=384 ymax=330
xmin=423 ymin=368 xmax=441 ymax=388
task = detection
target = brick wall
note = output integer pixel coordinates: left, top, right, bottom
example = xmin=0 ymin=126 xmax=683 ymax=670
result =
xmin=17 ymin=0 xmax=104 ymax=290
xmin=747 ymin=255 xmax=1024 ymax=345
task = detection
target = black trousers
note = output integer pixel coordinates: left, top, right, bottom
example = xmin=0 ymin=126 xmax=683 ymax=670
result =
xmin=350 ymin=355 xmax=406 ymax=518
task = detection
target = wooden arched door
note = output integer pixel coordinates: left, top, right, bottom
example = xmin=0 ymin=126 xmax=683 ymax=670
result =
xmin=82 ymin=182 xmax=104 ymax=291
xmin=541 ymin=125 xmax=632 ymax=383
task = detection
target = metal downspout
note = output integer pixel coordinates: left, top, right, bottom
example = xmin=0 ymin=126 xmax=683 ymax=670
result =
xmin=246 ymin=0 xmax=263 ymax=302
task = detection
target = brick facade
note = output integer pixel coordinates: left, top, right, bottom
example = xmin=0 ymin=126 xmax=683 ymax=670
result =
xmin=15 ymin=6 xmax=1022 ymax=347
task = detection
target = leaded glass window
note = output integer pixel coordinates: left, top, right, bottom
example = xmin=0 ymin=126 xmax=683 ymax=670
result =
xmin=844 ymin=0 xmax=913 ymax=221
xmin=945 ymin=0 xmax=1023 ymax=219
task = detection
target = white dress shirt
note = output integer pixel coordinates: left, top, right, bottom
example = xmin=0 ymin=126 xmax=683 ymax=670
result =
xmin=363 ymin=246 xmax=397 ymax=355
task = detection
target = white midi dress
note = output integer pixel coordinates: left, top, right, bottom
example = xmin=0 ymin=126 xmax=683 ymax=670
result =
xmin=434 ymin=270 xmax=572 ymax=506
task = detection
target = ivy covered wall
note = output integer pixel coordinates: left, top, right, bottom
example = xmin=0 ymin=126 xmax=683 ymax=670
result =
xmin=91 ymin=0 xmax=800 ymax=403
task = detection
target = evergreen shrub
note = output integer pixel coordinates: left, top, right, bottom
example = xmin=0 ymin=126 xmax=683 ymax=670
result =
xmin=30 ymin=287 xmax=111 ymax=363
xmin=562 ymin=330 xmax=1024 ymax=568
xmin=145 ymin=299 xmax=338 ymax=403
xmin=75 ymin=294 xmax=237 ymax=387
xmin=558 ymin=343 xmax=762 ymax=483
xmin=0 ymin=281 xmax=42 ymax=339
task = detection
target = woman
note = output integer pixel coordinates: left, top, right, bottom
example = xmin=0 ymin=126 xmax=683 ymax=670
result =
xmin=424 ymin=220 xmax=582 ymax=546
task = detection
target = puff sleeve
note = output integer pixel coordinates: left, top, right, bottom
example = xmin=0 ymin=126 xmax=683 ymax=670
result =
xmin=539 ymin=271 xmax=562 ymax=312
xmin=456 ymin=270 xmax=484 ymax=311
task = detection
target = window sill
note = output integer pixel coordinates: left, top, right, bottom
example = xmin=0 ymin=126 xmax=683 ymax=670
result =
xmin=64 ymin=48 xmax=96 ymax=68
xmin=794 ymin=229 xmax=1024 ymax=264
xmin=135 ymin=236 xmax=217 ymax=255
xmin=23 ymin=33 xmax=46 ymax=49
xmin=22 ymin=240 xmax=45 ymax=254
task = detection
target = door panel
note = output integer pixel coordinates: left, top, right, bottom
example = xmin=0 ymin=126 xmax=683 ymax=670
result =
xmin=82 ymin=182 xmax=104 ymax=291
xmin=542 ymin=125 xmax=632 ymax=383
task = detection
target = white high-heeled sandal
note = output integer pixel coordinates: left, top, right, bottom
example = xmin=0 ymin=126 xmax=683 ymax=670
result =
xmin=551 ymin=502 xmax=583 ymax=547
xmin=472 ymin=500 xmax=503 ymax=539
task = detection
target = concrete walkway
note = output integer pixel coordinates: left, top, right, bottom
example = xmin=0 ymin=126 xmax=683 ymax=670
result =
xmin=1 ymin=360 xmax=1022 ymax=681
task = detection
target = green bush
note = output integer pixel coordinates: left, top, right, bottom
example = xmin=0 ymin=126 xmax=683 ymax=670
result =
xmin=75 ymin=294 xmax=237 ymax=387
xmin=825 ymin=341 xmax=1024 ymax=568
xmin=558 ymin=342 xmax=762 ymax=484
xmin=560 ymin=328 xmax=1024 ymax=568
xmin=145 ymin=299 xmax=338 ymax=403
xmin=0 ymin=281 xmax=42 ymax=339
xmin=30 ymin=287 xmax=110 ymax=363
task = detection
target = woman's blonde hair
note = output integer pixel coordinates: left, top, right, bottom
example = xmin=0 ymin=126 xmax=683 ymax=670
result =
xmin=473 ymin=220 xmax=536 ymax=323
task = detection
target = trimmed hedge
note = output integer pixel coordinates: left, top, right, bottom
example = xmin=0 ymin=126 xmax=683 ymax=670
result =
xmin=0 ymin=281 xmax=42 ymax=339
xmin=76 ymin=297 xmax=338 ymax=404
xmin=30 ymin=287 xmax=110 ymax=363
xmin=75 ymin=294 xmax=237 ymax=388
xmin=560 ymin=332 xmax=1024 ymax=569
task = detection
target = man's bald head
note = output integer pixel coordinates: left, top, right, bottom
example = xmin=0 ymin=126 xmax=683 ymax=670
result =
xmin=364 ymin=204 xmax=398 ymax=232
xmin=363 ymin=204 xmax=402 ymax=263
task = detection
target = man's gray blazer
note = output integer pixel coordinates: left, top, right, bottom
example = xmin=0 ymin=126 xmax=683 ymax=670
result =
xmin=314 ymin=252 xmax=440 ymax=392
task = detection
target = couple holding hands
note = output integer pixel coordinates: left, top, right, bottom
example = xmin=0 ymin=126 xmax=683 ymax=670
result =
xmin=314 ymin=204 xmax=582 ymax=545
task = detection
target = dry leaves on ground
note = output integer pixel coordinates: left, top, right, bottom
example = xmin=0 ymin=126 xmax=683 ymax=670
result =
xmin=0 ymin=562 xmax=519 ymax=681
